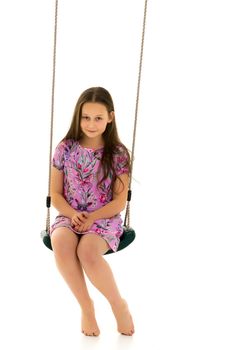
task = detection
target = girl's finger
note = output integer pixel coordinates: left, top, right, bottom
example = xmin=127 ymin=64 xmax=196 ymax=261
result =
xmin=78 ymin=215 xmax=86 ymax=223
xmin=78 ymin=218 xmax=85 ymax=224
xmin=82 ymin=225 xmax=89 ymax=232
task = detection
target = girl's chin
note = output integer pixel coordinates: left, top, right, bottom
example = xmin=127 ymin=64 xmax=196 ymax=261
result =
xmin=84 ymin=131 xmax=99 ymax=137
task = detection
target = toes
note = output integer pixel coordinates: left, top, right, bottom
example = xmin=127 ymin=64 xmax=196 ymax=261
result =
xmin=121 ymin=331 xmax=134 ymax=336
xmin=81 ymin=329 xmax=99 ymax=336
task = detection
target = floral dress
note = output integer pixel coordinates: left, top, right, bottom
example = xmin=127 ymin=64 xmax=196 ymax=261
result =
xmin=50 ymin=139 xmax=129 ymax=252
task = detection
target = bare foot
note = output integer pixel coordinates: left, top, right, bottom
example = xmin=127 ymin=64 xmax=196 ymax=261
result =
xmin=111 ymin=299 xmax=135 ymax=336
xmin=81 ymin=302 xmax=100 ymax=336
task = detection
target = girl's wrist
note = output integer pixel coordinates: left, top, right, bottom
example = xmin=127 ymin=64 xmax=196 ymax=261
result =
xmin=89 ymin=211 xmax=98 ymax=222
xmin=69 ymin=209 xmax=78 ymax=219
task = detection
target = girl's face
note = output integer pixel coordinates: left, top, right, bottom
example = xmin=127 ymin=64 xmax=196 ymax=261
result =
xmin=80 ymin=102 xmax=113 ymax=142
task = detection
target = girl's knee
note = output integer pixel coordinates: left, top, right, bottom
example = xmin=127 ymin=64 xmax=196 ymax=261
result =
xmin=77 ymin=242 xmax=100 ymax=266
xmin=51 ymin=228 xmax=78 ymax=258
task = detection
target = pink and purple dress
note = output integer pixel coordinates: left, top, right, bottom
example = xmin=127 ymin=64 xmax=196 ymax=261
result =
xmin=50 ymin=139 xmax=129 ymax=252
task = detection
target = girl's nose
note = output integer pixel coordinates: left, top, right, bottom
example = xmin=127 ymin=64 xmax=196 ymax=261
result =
xmin=87 ymin=120 xmax=96 ymax=128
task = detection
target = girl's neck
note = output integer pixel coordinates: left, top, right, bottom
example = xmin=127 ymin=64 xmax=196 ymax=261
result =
xmin=79 ymin=136 xmax=104 ymax=150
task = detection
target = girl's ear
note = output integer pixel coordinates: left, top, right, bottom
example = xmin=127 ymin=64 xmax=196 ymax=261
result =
xmin=108 ymin=111 xmax=115 ymax=123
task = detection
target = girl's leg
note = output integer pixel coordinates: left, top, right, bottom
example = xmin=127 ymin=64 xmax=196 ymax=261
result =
xmin=77 ymin=233 xmax=135 ymax=335
xmin=51 ymin=227 xmax=100 ymax=336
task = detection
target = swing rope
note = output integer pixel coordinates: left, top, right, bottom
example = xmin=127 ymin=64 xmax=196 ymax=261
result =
xmin=45 ymin=0 xmax=58 ymax=233
xmin=124 ymin=0 xmax=148 ymax=228
xmin=44 ymin=0 xmax=148 ymax=235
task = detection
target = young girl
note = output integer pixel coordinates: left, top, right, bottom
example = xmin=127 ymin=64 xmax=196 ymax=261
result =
xmin=50 ymin=87 xmax=135 ymax=336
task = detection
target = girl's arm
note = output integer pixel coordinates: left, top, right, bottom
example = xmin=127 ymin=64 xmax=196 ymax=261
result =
xmin=50 ymin=166 xmax=77 ymax=219
xmin=90 ymin=173 xmax=129 ymax=221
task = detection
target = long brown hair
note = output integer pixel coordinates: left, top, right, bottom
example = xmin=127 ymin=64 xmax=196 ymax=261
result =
xmin=63 ymin=87 xmax=131 ymax=190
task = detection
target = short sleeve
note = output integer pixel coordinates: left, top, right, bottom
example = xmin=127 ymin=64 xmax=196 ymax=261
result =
xmin=52 ymin=139 xmax=73 ymax=171
xmin=113 ymin=145 xmax=130 ymax=176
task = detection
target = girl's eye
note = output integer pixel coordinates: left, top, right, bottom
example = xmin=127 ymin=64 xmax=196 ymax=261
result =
xmin=81 ymin=116 xmax=102 ymax=121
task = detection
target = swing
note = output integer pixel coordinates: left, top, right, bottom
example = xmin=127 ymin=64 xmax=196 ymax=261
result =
xmin=40 ymin=0 xmax=148 ymax=255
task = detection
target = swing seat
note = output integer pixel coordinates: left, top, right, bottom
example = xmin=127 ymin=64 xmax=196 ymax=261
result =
xmin=40 ymin=227 xmax=135 ymax=255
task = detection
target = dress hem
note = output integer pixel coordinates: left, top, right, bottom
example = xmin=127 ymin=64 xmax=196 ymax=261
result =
xmin=50 ymin=221 xmax=120 ymax=252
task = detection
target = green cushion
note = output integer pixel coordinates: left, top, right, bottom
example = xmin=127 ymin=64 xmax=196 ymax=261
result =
xmin=41 ymin=230 xmax=53 ymax=250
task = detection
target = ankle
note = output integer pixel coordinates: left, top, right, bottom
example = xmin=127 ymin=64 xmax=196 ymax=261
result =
xmin=81 ymin=299 xmax=95 ymax=314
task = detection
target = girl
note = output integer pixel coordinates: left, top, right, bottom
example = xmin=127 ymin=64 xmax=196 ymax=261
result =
xmin=50 ymin=87 xmax=135 ymax=336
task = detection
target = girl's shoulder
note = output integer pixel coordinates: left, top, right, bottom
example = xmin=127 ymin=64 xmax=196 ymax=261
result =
xmin=53 ymin=139 xmax=78 ymax=160
xmin=53 ymin=139 xmax=79 ymax=170
xmin=113 ymin=143 xmax=130 ymax=157
xmin=112 ymin=143 xmax=130 ymax=175
xmin=56 ymin=138 xmax=77 ymax=151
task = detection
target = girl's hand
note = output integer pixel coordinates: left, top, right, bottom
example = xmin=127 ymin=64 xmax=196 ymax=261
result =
xmin=71 ymin=211 xmax=88 ymax=228
xmin=73 ymin=212 xmax=95 ymax=232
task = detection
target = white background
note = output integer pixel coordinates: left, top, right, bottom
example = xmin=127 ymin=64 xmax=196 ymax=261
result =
xmin=0 ymin=0 xmax=232 ymax=349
